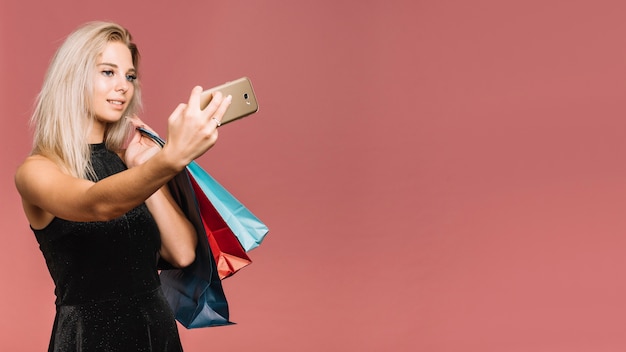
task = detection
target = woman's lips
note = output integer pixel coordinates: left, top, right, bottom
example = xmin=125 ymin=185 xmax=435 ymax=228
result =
xmin=107 ymin=99 xmax=125 ymax=109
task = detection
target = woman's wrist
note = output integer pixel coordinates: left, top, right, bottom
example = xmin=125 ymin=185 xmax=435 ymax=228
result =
xmin=158 ymin=144 xmax=189 ymax=174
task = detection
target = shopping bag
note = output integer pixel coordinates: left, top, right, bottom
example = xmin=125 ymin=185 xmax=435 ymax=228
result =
xmin=137 ymin=126 xmax=269 ymax=252
xmin=188 ymin=173 xmax=252 ymax=279
xmin=159 ymin=169 xmax=233 ymax=328
xmin=187 ymin=161 xmax=269 ymax=252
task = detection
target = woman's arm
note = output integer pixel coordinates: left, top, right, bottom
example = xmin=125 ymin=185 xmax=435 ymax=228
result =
xmin=145 ymin=186 xmax=197 ymax=268
xmin=15 ymin=87 xmax=231 ymax=230
xmin=15 ymin=149 xmax=183 ymax=226
xmin=16 ymin=149 xmax=196 ymax=268
xmin=126 ymin=134 xmax=198 ymax=268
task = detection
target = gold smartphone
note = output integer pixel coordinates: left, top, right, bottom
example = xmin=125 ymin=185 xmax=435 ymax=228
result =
xmin=200 ymin=77 xmax=259 ymax=125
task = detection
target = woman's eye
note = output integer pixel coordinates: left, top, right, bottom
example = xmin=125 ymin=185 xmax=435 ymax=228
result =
xmin=101 ymin=70 xmax=114 ymax=77
xmin=126 ymin=74 xmax=137 ymax=82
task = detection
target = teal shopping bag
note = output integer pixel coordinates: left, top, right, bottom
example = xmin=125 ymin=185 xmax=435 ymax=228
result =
xmin=186 ymin=161 xmax=268 ymax=252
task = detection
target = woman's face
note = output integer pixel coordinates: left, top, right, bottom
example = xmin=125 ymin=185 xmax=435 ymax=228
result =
xmin=92 ymin=41 xmax=136 ymax=125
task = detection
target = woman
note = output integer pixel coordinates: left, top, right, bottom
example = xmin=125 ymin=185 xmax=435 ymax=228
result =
xmin=14 ymin=21 xmax=231 ymax=351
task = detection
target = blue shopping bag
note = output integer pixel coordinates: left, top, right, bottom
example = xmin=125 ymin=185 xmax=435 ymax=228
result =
xmin=159 ymin=168 xmax=233 ymax=328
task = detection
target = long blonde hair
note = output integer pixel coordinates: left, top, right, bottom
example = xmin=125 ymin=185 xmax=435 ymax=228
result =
xmin=31 ymin=21 xmax=141 ymax=179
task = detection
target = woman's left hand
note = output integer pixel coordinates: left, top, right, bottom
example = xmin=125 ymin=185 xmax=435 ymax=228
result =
xmin=125 ymin=115 xmax=161 ymax=168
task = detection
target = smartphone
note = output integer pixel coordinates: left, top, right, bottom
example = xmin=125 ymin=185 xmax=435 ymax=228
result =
xmin=200 ymin=77 xmax=259 ymax=125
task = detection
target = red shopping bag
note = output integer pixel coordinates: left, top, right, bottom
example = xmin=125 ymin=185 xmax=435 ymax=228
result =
xmin=188 ymin=173 xmax=252 ymax=279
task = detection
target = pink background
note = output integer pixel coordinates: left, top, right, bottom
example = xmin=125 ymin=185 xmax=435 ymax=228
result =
xmin=2 ymin=0 xmax=626 ymax=351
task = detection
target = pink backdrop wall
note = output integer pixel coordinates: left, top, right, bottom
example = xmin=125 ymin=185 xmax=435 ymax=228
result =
xmin=2 ymin=0 xmax=626 ymax=351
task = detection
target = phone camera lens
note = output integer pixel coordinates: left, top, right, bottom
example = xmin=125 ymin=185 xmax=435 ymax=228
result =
xmin=243 ymin=93 xmax=249 ymax=100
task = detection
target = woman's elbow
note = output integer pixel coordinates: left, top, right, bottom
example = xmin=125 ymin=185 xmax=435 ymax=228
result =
xmin=170 ymin=250 xmax=196 ymax=268
xmin=90 ymin=202 xmax=129 ymax=222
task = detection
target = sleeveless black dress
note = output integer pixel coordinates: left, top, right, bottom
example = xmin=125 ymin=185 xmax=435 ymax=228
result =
xmin=33 ymin=143 xmax=183 ymax=352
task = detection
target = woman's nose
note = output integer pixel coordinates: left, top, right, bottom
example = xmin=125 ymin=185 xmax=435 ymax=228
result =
xmin=116 ymin=77 xmax=129 ymax=93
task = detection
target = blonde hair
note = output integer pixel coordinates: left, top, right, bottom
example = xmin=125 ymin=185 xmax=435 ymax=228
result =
xmin=31 ymin=21 xmax=141 ymax=179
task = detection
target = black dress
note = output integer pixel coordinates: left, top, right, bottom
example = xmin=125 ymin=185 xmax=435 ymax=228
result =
xmin=33 ymin=143 xmax=183 ymax=352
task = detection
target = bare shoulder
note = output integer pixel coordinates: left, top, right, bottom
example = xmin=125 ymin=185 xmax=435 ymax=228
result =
xmin=15 ymin=155 xmax=61 ymax=192
xmin=14 ymin=154 xmax=63 ymax=229
xmin=18 ymin=154 xmax=57 ymax=168
xmin=14 ymin=153 xmax=78 ymax=208
xmin=17 ymin=154 xmax=59 ymax=169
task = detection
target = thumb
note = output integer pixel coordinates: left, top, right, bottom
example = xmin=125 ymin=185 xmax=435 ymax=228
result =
xmin=128 ymin=128 xmax=142 ymax=146
xmin=126 ymin=114 xmax=146 ymax=128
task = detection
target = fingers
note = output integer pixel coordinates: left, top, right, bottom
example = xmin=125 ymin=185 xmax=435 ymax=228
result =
xmin=181 ymin=85 xmax=233 ymax=126
xmin=210 ymin=94 xmax=232 ymax=126
xmin=126 ymin=114 xmax=146 ymax=128
xmin=128 ymin=127 xmax=159 ymax=148
xmin=126 ymin=114 xmax=159 ymax=138
xmin=201 ymin=91 xmax=224 ymax=123
xmin=186 ymin=86 xmax=204 ymax=112
xmin=163 ymin=86 xmax=233 ymax=165
xmin=126 ymin=115 xmax=157 ymax=149
xmin=128 ymin=127 xmax=142 ymax=145
xmin=167 ymin=103 xmax=187 ymax=124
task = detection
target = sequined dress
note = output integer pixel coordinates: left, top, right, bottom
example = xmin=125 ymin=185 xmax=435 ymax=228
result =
xmin=33 ymin=143 xmax=183 ymax=351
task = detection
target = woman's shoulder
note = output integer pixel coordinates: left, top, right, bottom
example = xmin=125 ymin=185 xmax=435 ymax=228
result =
xmin=17 ymin=153 xmax=59 ymax=172
xmin=15 ymin=154 xmax=63 ymax=187
xmin=14 ymin=154 xmax=65 ymax=227
xmin=22 ymin=153 xmax=53 ymax=162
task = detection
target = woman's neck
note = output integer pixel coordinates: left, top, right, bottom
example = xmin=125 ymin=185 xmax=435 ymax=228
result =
xmin=88 ymin=121 xmax=107 ymax=144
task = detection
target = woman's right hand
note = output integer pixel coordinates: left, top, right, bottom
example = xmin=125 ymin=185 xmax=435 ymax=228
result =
xmin=162 ymin=86 xmax=232 ymax=169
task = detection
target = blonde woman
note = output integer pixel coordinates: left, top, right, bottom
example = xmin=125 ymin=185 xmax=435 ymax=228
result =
xmin=15 ymin=21 xmax=231 ymax=351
